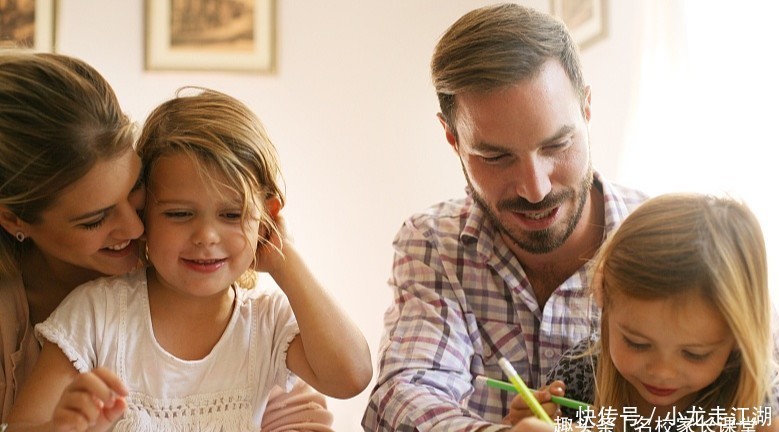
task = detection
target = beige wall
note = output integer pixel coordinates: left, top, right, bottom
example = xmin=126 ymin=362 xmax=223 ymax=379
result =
xmin=52 ymin=1 xmax=641 ymax=429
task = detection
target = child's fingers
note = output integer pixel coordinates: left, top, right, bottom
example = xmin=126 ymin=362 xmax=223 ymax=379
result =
xmin=505 ymin=401 xmax=558 ymax=425
xmin=52 ymin=368 xmax=128 ymax=430
xmin=504 ymin=384 xmax=564 ymax=425
xmin=508 ymin=387 xmax=553 ymax=409
xmin=504 ymin=407 xmax=535 ymax=425
xmin=52 ymin=410 xmax=89 ymax=432
xmin=51 ymin=406 xmax=91 ymax=432
xmin=90 ymin=367 xmax=129 ymax=397
xmin=71 ymin=368 xmax=127 ymax=406
xmin=52 ymin=390 xmax=103 ymax=431
xmin=103 ymin=396 xmax=128 ymax=424
xmin=547 ymin=380 xmax=566 ymax=397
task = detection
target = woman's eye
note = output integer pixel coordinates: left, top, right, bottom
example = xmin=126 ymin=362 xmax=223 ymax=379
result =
xmin=80 ymin=218 xmax=106 ymax=230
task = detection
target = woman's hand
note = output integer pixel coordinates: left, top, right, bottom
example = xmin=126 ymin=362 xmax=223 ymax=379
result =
xmin=503 ymin=380 xmax=566 ymax=426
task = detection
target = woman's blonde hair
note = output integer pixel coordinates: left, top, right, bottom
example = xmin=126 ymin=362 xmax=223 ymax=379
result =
xmin=136 ymin=87 xmax=285 ymax=288
xmin=593 ymin=193 xmax=774 ymax=430
xmin=0 ymin=51 xmax=135 ymax=277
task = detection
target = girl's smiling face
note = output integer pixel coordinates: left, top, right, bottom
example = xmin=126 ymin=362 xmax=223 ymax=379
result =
xmin=607 ymin=290 xmax=736 ymax=416
xmin=144 ymin=153 xmax=261 ymax=298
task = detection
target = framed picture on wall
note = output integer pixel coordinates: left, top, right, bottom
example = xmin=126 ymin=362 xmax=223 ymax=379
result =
xmin=0 ymin=0 xmax=55 ymax=51
xmin=550 ymin=0 xmax=607 ymax=50
xmin=145 ymin=0 xmax=275 ymax=72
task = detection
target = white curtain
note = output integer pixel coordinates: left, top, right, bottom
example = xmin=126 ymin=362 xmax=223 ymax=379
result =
xmin=620 ymin=0 xmax=779 ymax=299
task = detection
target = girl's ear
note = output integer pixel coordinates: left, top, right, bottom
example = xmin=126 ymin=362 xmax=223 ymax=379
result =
xmin=265 ymin=195 xmax=282 ymax=219
xmin=592 ymin=264 xmax=605 ymax=308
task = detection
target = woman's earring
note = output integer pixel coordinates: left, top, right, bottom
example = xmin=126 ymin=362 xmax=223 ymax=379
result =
xmin=15 ymin=231 xmax=25 ymax=242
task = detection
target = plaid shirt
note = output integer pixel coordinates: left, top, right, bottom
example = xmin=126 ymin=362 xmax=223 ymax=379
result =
xmin=363 ymin=172 xmax=647 ymax=431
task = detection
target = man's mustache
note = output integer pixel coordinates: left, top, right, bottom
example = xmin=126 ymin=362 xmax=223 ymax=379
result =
xmin=497 ymin=191 xmax=571 ymax=212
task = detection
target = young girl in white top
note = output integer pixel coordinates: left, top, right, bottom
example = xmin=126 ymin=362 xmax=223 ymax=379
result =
xmin=7 ymin=88 xmax=373 ymax=431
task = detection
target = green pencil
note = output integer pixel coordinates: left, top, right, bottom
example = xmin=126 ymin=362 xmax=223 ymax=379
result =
xmin=479 ymin=374 xmax=591 ymax=411
xmin=498 ymin=358 xmax=555 ymax=425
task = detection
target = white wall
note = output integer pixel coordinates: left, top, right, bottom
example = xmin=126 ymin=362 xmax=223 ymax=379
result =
xmin=52 ymin=1 xmax=640 ymax=430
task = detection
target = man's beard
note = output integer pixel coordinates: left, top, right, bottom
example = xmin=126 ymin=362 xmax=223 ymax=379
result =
xmin=468 ymin=164 xmax=593 ymax=254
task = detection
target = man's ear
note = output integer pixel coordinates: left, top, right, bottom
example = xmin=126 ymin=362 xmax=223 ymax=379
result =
xmin=437 ymin=113 xmax=458 ymax=152
xmin=582 ymin=85 xmax=592 ymax=123
xmin=0 ymin=207 xmax=25 ymax=238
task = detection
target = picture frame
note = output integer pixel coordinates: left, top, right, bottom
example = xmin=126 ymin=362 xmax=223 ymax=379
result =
xmin=145 ymin=0 xmax=275 ymax=72
xmin=0 ymin=0 xmax=56 ymax=52
xmin=549 ymin=0 xmax=607 ymax=50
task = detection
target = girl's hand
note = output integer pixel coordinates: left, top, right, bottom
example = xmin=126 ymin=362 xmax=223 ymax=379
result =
xmin=51 ymin=368 xmax=128 ymax=432
xmin=502 ymin=380 xmax=566 ymax=426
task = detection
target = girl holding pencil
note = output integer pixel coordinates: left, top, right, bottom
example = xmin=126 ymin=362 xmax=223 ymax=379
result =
xmin=504 ymin=193 xmax=778 ymax=431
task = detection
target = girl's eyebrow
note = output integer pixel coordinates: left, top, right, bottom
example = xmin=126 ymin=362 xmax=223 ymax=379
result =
xmin=153 ymin=199 xmax=192 ymax=205
xmin=678 ymin=338 xmax=730 ymax=348
xmin=617 ymin=322 xmax=727 ymax=348
xmin=616 ymin=323 xmax=647 ymax=339
xmin=153 ymin=197 xmax=244 ymax=208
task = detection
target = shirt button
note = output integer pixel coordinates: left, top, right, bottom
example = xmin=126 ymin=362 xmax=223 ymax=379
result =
xmin=544 ymin=349 xmax=555 ymax=358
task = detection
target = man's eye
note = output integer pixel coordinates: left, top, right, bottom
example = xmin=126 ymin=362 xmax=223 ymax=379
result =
xmin=481 ymin=154 xmax=508 ymax=163
xmin=545 ymin=139 xmax=572 ymax=152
